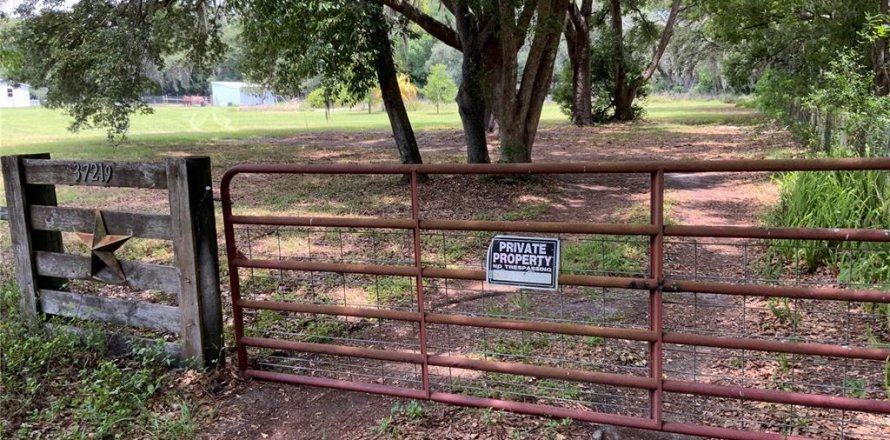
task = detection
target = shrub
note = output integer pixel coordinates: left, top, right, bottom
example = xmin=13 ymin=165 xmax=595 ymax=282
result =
xmin=804 ymin=51 xmax=890 ymax=156
xmin=753 ymin=69 xmax=800 ymax=119
xmin=306 ymin=87 xmax=330 ymax=109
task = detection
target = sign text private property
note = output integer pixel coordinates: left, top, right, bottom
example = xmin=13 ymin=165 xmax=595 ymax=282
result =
xmin=486 ymin=235 xmax=560 ymax=290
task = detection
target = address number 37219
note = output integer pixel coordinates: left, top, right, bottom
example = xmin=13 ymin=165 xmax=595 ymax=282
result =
xmin=72 ymin=163 xmax=113 ymax=184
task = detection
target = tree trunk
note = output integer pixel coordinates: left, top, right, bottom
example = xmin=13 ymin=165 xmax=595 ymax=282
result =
xmin=565 ymin=0 xmax=593 ymax=126
xmin=570 ymin=43 xmax=593 ymax=125
xmin=454 ymin=2 xmax=491 ymax=164
xmin=877 ymin=0 xmax=889 ymax=96
xmin=457 ymin=47 xmax=491 ymax=163
xmin=614 ymin=86 xmax=636 ymax=121
xmin=499 ymin=120 xmax=533 ymax=163
xmin=488 ymin=0 xmax=568 ymax=163
xmin=485 ymin=106 xmax=498 ymax=133
xmin=609 ymin=0 xmax=633 ymax=121
xmin=657 ymin=64 xmax=674 ymax=88
xmin=371 ymin=8 xmax=423 ymax=165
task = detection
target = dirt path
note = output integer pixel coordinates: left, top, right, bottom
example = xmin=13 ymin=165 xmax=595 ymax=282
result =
xmin=198 ymin=120 xmax=805 ymax=440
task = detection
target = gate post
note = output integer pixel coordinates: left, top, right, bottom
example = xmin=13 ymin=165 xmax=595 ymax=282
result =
xmin=1 ymin=153 xmax=64 ymax=317
xmin=167 ymin=157 xmax=224 ymax=368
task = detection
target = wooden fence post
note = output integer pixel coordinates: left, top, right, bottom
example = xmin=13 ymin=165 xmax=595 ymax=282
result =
xmin=1 ymin=153 xmax=64 ymax=317
xmin=167 ymin=157 xmax=224 ymax=368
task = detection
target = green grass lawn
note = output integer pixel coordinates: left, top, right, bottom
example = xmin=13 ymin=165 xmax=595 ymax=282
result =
xmin=0 ymin=99 xmax=758 ymax=156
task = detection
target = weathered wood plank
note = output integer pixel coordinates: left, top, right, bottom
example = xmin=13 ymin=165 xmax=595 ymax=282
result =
xmin=23 ymin=159 xmax=168 ymax=189
xmin=40 ymin=289 xmax=181 ymax=334
xmin=35 ymin=251 xmax=181 ymax=294
xmin=30 ymin=205 xmax=173 ymax=240
xmin=167 ymin=157 xmax=224 ymax=368
xmin=46 ymin=323 xmax=184 ymax=366
xmin=2 ymin=153 xmax=65 ymax=316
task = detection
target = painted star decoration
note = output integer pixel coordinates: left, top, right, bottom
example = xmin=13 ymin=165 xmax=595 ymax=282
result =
xmin=76 ymin=210 xmax=132 ymax=283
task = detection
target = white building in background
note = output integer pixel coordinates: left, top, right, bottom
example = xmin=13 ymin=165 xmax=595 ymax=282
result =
xmin=210 ymin=81 xmax=277 ymax=106
xmin=0 ymin=80 xmax=31 ymax=108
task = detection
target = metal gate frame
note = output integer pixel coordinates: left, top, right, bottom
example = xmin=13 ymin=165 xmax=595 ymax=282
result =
xmin=221 ymin=159 xmax=890 ymax=440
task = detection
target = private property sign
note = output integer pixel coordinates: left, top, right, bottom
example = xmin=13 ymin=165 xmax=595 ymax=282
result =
xmin=486 ymin=236 xmax=560 ymax=290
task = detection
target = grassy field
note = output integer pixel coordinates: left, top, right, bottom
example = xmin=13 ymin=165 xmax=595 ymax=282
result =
xmin=0 ymin=99 xmax=758 ymax=155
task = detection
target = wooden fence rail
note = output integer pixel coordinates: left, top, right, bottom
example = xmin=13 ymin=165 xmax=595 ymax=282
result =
xmin=0 ymin=153 xmax=223 ymax=368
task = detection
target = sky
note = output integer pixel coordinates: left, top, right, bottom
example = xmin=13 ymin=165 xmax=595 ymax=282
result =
xmin=1 ymin=0 xmax=21 ymax=16
xmin=2 ymin=0 xmax=77 ymax=17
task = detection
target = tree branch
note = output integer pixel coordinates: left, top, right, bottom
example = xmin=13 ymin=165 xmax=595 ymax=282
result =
xmin=627 ymin=1 xmax=654 ymax=28
xmin=633 ymin=0 xmax=681 ymax=89
xmin=567 ymin=1 xmax=581 ymax=27
xmin=591 ymin=5 xmax=608 ymax=26
xmin=565 ymin=0 xmax=588 ymax=50
xmin=378 ymin=0 xmax=462 ymax=51
xmin=518 ymin=0 xmax=565 ymax=123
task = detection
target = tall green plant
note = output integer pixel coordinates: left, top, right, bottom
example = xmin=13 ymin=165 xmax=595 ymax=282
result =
xmin=763 ymin=46 xmax=890 ymax=341
xmin=766 ymin=162 xmax=890 ymax=336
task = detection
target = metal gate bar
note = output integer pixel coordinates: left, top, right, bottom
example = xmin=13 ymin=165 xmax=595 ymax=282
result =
xmin=221 ymin=159 xmax=890 ymax=440
xmin=649 ymin=169 xmax=665 ymax=429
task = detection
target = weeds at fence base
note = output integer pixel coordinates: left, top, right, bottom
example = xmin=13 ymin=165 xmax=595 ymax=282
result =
xmin=0 ymin=281 xmax=207 ymax=439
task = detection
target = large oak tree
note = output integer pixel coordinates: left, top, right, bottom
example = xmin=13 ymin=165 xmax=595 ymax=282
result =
xmin=553 ymin=0 xmax=682 ymax=123
xmin=382 ymin=0 xmax=569 ymax=163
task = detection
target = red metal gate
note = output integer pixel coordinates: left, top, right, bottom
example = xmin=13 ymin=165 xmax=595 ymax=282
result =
xmin=221 ymin=160 xmax=890 ymax=440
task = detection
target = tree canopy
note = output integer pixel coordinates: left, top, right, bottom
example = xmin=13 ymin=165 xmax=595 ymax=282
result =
xmin=701 ymin=0 xmax=885 ymax=92
xmin=2 ymin=0 xmax=224 ymax=140
xmin=235 ymin=0 xmax=378 ymax=100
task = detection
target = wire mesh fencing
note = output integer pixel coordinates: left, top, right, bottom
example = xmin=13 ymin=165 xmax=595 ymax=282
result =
xmin=221 ymin=160 xmax=890 ymax=440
